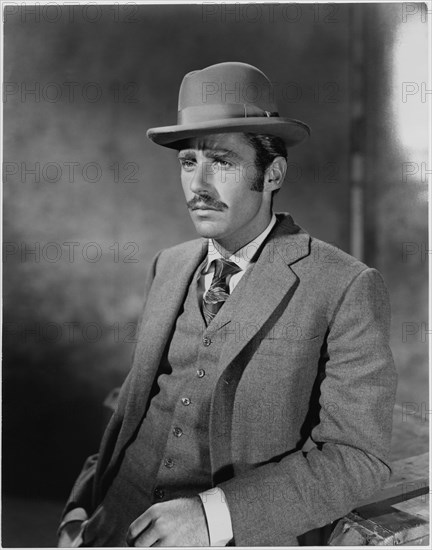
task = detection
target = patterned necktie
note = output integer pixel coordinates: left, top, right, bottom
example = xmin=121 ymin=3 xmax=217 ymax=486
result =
xmin=202 ymin=258 xmax=241 ymax=326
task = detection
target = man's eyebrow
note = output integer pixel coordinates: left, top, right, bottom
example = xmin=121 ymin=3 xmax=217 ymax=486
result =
xmin=205 ymin=149 xmax=242 ymax=161
xmin=177 ymin=149 xmax=242 ymax=161
xmin=177 ymin=151 xmax=196 ymax=160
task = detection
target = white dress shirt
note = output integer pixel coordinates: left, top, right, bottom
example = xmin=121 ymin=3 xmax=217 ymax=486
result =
xmin=199 ymin=213 xmax=277 ymax=546
xmin=199 ymin=213 xmax=277 ymax=296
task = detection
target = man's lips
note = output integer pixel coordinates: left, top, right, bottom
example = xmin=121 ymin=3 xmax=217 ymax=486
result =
xmin=191 ymin=204 xmax=222 ymax=211
xmin=191 ymin=202 xmax=223 ymax=212
xmin=187 ymin=195 xmax=228 ymax=211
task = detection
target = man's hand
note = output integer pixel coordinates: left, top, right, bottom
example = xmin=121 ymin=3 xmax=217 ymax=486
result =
xmin=126 ymin=497 xmax=210 ymax=547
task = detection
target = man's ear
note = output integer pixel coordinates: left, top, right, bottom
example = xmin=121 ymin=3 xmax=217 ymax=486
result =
xmin=263 ymin=157 xmax=287 ymax=192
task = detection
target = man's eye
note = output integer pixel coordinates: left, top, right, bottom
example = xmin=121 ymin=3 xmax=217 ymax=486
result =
xmin=213 ymin=159 xmax=232 ymax=169
xmin=180 ymin=160 xmax=195 ymax=171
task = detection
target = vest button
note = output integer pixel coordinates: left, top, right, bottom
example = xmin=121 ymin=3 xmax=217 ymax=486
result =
xmin=196 ymin=369 xmax=205 ymax=378
xmin=173 ymin=427 xmax=183 ymax=437
xmin=181 ymin=397 xmax=191 ymax=406
xmin=164 ymin=457 xmax=174 ymax=469
xmin=202 ymin=336 xmax=211 ymax=346
xmin=154 ymin=488 xmax=164 ymax=499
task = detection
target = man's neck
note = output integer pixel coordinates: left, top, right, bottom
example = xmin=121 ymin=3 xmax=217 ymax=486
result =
xmin=212 ymin=212 xmax=274 ymax=258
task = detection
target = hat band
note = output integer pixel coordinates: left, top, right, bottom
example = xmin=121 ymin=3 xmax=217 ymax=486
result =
xmin=178 ymin=103 xmax=279 ymax=124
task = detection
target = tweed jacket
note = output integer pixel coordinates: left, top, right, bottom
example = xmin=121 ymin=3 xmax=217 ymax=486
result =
xmin=63 ymin=213 xmax=397 ymax=546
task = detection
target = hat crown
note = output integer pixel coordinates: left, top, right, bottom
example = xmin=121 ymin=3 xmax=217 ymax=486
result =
xmin=178 ymin=62 xmax=278 ymax=116
xmin=146 ymin=61 xmax=310 ymax=149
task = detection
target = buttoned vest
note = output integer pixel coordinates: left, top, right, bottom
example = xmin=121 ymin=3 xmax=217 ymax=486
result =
xmin=83 ymin=260 xmax=254 ymax=546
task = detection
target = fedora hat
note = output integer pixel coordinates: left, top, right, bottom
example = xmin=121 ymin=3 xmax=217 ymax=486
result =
xmin=147 ymin=62 xmax=310 ymax=149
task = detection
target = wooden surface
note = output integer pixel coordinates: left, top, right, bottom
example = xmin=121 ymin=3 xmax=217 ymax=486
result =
xmin=329 ymin=453 xmax=429 ymax=545
xmin=357 ymin=452 xmax=429 ymax=508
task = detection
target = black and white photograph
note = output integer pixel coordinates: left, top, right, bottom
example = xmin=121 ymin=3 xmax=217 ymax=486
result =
xmin=1 ymin=1 xmax=430 ymax=547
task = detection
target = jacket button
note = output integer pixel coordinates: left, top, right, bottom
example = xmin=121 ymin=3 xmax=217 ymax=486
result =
xmin=154 ymin=488 xmax=164 ymax=499
xmin=202 ymin=336 xmax=211 ymax=346
xmin=181 ymin=397 xmax=191 ymax=406
xmin=196 ymin=369 xmax=205 ymax=378
xmin=173 ymin=427 xmax=183 ymax=437
xmin=164 ymin=457 xmax=174 ymax=469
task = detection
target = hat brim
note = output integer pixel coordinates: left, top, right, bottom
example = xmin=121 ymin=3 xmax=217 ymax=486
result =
xmin=147 ymin=117 xmax=310 ymax=149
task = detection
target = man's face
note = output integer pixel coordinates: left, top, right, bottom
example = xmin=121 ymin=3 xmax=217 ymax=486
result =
xmin=178 ymin=133 xmax=272 ymax=249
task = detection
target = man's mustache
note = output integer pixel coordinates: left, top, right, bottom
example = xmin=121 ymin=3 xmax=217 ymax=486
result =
xmin=187 ymin=195 xmax=228 ymax=211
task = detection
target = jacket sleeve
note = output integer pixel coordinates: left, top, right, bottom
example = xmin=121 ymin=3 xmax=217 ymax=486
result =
xmin=59 ymin=251 xmax=162 ymax=522
xmin=219 ymin=267 xmax=398 ymax=545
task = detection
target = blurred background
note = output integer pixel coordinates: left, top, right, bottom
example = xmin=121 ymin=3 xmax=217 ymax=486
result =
xmin=2 ymin=2 xmax=428 ymax=546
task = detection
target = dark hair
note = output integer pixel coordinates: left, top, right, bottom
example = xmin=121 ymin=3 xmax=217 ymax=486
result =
xmin=242 ymin=133 xmax=287 ymax=192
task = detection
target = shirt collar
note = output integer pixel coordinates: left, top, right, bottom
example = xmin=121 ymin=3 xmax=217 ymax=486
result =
xmin=205 ymin=213 xmax=277 ymax=273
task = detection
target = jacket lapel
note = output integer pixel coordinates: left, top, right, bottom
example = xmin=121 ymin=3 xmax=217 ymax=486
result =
xmin=209 ymin=215 xmax=311 ymax=480
xmin=217 ymin=214 xmax=311 ymax=370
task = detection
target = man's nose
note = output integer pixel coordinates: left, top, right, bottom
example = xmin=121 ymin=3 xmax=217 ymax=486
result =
xmin=189 ymin=161 xmax=213 ymax=194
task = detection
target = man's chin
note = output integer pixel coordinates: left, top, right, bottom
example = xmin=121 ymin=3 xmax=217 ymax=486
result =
xmin=190 ymin=216 xmax=226 ymax=239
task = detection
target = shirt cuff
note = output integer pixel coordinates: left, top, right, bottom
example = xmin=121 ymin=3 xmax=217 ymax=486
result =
xmin=199 ymin=488 xmax=233 ymax=546
xmin=57 ymin=507 xmax=88 ymax=535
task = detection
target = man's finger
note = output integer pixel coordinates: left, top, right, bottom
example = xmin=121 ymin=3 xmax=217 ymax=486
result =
xmin=133 ymin=528 xmax=160 ymax=548
xmin=126 ymin=511 xmax=152 ymax=546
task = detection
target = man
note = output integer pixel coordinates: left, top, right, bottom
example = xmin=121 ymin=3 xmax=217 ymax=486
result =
xmin=58 ymin=62 xmax=397 ymax=547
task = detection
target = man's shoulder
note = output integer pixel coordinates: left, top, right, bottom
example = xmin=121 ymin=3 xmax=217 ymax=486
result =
xmin=299 ymin=237 xmax=377 ymax=300
xmin=272 ymin=235 xmax=370 ymax=295
xmin=274 ymin=213 xmax=370 ymax=275
xmin=283 ymin=231 xmax=388 ymax=311
xmin=308 ymin=236 xmax=368 ymax=273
